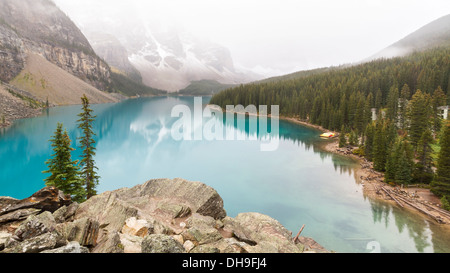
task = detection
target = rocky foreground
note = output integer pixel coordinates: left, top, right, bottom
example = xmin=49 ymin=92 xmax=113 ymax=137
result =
xmin=0 ymin=178 xmax=329 ymax=253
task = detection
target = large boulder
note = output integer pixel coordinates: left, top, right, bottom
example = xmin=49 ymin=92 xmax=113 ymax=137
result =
xmin=114 ymin=178 xmax=227 ymax=219
xmin=72 ymin=178 xmax=227 ymax=252
xmin=74 ymin=178 xmax=227 ymax=226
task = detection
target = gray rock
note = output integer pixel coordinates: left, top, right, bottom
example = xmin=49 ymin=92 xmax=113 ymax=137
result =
xmin=0 ymin=208 xmax=40 ymax=225
xmin=0 ymin=231 xmax=11 ymax=251
xmin=52 ymin=203 xmax=79 ymax=224
xmin=118 ymin=178 xmax=226 ymax=219
xmin=41 ymin=241 xmax=89 ymax=253
xmin=91 ymin=231 xmax=123 ymax=253
xmin=186 ymin=213 xmax=217 ymax=228
xmin=3 ymin=231 xmax=66 ymax=253
xmin=74 ymin=191 xmax=138 ymax=233
xmin=14 ymin=211 xmax=56 ymax=241
xmin=182 ymin=226 xmax=223 ymax=245
xmin=225 ymin=212 xmax=301 ymax=253
xmin=155 ymin=202 xmax=191 ymax=219
xmin=119 ymin=233 xmax=143 ymax=253
xmin=60 ymin=217 xmax=99 ymax=247
xmin=0 ymin=196 xmax=19 ymax=209
xmin=141 ymin=234 xmax=185 ymax=253
xmin=52 ymin=206 xmax=68 ymax=223
xmin=64 ymin=202 xmax=79 ymax=221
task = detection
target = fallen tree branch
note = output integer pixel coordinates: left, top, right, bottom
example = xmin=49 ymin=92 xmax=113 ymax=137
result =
xmin=381 ymin=187 xmax=404 ymax=208
xmin=293 ymin=224 xmax=305 ymax=243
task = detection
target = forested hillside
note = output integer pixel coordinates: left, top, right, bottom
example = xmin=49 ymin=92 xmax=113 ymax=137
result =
xmin=211 ymin=47 xmax=449 ymax=132
xmin=210 ymin=46 xmax=450 ymax=207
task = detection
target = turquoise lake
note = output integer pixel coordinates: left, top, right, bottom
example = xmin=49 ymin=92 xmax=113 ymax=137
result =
xmin=1 ymin=96 xmax=449 ymax=253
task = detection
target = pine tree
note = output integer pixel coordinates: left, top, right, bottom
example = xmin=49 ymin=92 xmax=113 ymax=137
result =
xmin=408 ymin=90 xmax=431 ymax=147
xmin=385 ymin=138 xmax=400 ymax=183
xmin=349 ymin=130 xmax=358 ymax=146
xmin=364 ymin=94 xmax=373 ymax=128
xmin=77 ymin=95 xmax=100 ymax=200
xmin=431 ymin=122 xmax=450 ymax=203
xmin=354 ymin=96 xmax=365 ymax=134
xmin=413 ymin=129 xmax=434 ymax=184
xmin=373 ymin=120 xmax=387 ymax=172
xmin=364 ymin=122 xmax=375 ymax=161
xmin=386 ymin=86 xmax=399 ymax=124
xmin=339 ymin=126 xmax=347 ymax=148
xmin=396 ymin=139 xmax=414 ymax=185
xmin=385 ymin=137 xmax=414 ymax=185
xmin=43 ymin=123 xmax=85 ymax=202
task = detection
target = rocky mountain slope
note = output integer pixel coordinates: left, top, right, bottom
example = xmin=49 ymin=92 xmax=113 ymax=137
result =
xmin=0 ymin=0 xmax=113 ymax=92
xmin=0 ymin=0 xmax=129 ymax=125
xmin=10 ymin=53 xmax=120 ymax=105
xmin=0 ymin=178 xmax=329 ymax=253
xmin=0 ymin=82 xmax=43 ymax=128
xmin=84 ymin=30 xmax=143 ymax=84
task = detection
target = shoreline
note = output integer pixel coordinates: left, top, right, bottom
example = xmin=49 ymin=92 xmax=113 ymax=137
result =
xmin=283 ymin=116 xmax=450 ymax=226
xmin=0 ymin=93 xmax=132 ymax=129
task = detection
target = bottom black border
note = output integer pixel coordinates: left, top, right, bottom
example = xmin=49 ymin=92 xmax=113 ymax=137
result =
xmin=2 ymin=253 xmax=448 ymax=272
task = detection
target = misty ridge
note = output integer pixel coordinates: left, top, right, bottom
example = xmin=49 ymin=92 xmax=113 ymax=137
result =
xmin=49 ymin=0 xmax=448 ymax=92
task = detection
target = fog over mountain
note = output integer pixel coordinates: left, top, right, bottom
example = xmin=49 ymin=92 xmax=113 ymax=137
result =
xmin=54 ymin=0 xmax=449 ymax=91
xmin=368 ymin=14 xmax=450 ymax=60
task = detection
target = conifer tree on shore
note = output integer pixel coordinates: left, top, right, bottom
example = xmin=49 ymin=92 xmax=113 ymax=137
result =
xmin=77 ymin=95 xmax=100 ymax=200
xmin=43 ymin=123 xmax=85 ymax=202
xmin=413 ymin=129 xmax=434 ymax=184
xmin=373 ymin=120 xmax=387 ymax=172
xmin=408 ymin=90 xmax=432 ymax=148
xmin=363 ymin=122 xmax=375 ymax=161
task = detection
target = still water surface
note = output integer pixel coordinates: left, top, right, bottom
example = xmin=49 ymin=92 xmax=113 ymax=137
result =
xmin=1 ymin=96 xmax=449 ymax=253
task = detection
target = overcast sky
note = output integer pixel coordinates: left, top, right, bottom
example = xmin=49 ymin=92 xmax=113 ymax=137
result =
xmin=54 ymin=0 xmax=450 ymax=76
